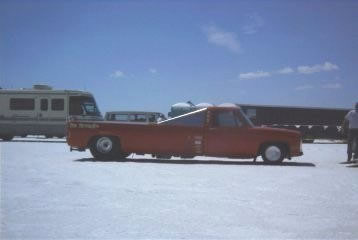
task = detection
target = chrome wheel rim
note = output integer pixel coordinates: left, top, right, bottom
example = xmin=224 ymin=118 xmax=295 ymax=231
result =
xmin=265 ymin=146 xmax=281 ymax=162
xmin=96 ymin=137 xmax=113 ymax=154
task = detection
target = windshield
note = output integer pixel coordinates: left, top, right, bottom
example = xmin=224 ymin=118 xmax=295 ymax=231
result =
xmin=82 ymin=102 xmax=98 ymax=115
xmin=69 ymin=96 xmax=101 ymax=116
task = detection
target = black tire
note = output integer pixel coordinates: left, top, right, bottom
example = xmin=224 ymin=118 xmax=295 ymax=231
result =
xmin=1 ymin=135 xmax=14 ymax=141
xmin=89 ymin=136 xmax=120 ymax=160
xmin=262 ymin=144 xmax=285 ymax=164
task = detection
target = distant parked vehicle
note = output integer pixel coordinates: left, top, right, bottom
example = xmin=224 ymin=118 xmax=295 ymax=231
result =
xmin=0 ymin=85 xmax=102 ymax=140
xmin=104 ymin=111 xmax=166 ymax=124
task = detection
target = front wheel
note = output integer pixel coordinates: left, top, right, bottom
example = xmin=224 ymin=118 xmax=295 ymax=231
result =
xmin=262 ymin=144 xmax=285 ymax=164
xmin=89 ymin=136 xmax=119 ymax=160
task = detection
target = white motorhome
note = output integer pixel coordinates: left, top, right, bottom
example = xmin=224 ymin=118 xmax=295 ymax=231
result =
xmin=0 ymin=85 xmax=102 ymax=140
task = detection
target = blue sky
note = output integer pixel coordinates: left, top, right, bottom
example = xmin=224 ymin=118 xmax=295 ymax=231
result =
xmin=1 ymin=0 xmax=357 ymax=115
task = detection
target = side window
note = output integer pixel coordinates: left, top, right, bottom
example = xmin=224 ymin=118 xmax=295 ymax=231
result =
xmin=40 ymin=99 xmax=48 ymax=111
xmin=161 ymin=110 xmax=206 ymax=127
xmin=114 ymin=114 xmax=128 ymax=121
xmin=130 ymin=114 xmax=147 ymax=122
xmin=216 ymin=111 xmax=237 ymax=127
xmin=9 ymin=98 xmax=35 ymax=110
xmin=51 ymin=99 xmax=64 ymax=111
xmin=69 ymin=103 xmax=83 ymax=115
xmin=137 ymin=114 xmax=147 ymax=122
xmin=148 ymin=114 xmax=156 ymax=123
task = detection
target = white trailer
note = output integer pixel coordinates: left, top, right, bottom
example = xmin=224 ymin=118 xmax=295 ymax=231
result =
xmin=0 ymin=85 xmax=102 ymax=140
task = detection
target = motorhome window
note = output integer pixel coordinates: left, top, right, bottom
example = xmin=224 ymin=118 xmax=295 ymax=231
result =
xmin=40 ymin=99 xmax=48 ymax=111
xmin=51 ymin=99 xmax=64 ymax=111
xmin=69 ymin=96 xmax=100 ymax=116
xmin=216 ymin=111 xmax=237 ymax=127
xmin=69 ymin=98 xmax=83 ymax=115
xmin=9 ymin=98 xmax=35 ymax=110
xmin=160 ymin=110 xmax=206 ymax=127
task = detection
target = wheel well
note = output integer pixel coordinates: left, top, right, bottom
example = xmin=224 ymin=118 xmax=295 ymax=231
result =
xmin=258 ymin=142 xmax=290 ymax=158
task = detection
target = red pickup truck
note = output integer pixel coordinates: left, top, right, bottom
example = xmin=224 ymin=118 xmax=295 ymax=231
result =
xmin=67 ymin=106 xmax=303 ymax=164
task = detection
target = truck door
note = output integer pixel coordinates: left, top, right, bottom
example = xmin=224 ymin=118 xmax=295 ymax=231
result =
xmin=204 ymin=109 xmax=250 ymax=157
xmin=155 ymin=109 xmax=206 ymax=156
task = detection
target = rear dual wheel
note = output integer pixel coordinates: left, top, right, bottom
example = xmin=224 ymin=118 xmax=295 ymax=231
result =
xmin=89 ymin=136 xmax=129 ymax=160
